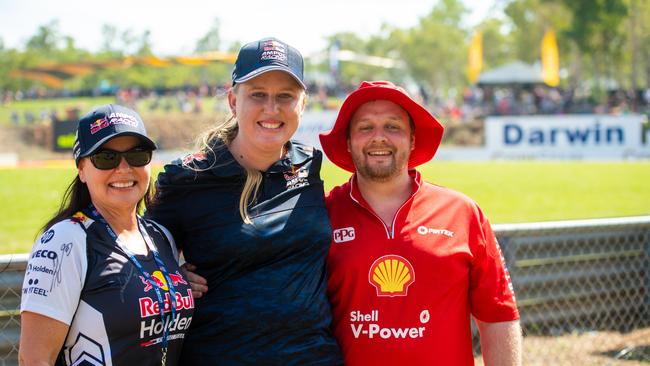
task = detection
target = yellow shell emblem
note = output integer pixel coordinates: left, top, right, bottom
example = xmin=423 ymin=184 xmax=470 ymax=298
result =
xmin=368 ymin=255 xmax=415 ymax=297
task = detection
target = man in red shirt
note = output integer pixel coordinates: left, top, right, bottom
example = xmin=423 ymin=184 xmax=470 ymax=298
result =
xmin=319 ymin=81 xmax=522 ymax=366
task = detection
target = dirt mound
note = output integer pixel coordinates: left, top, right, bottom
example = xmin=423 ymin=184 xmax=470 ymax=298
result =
xmin=0 ymin=112 xmax=227 ymax=160
xmin=143 ymin=113 xmax=221 ymax=151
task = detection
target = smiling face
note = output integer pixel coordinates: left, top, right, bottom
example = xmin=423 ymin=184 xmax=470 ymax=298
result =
xmin=77 ymin=135 xmax=151 ymax=213
xmin=347 ymin=100 xmax=414 ymax=182
xmin=228 ymin=70 xmax=306 ymax=155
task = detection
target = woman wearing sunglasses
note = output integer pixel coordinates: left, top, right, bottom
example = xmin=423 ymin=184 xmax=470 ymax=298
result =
xmin=19 ymin=104 xmax=194 ymax=366
xmin=147 ymin=38 xmax=342 ymax=365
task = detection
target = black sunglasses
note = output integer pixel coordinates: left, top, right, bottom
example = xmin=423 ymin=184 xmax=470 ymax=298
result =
xmin=89 ymin=148 xmax=153 ymax=170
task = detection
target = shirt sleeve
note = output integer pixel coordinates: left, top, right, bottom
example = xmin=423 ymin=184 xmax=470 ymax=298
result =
xmin=468 ymin=206 xmax=520 ymax=322
xmin=145 ymin=172 xmax=186 ymax=250
xmin=20 ymin=220 xmax=88 ymax=325
xmin=149 ymin=220 xmax=179 ymax=262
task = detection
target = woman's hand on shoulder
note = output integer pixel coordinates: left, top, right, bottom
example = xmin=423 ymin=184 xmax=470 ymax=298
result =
xmin=181 ymin=262 xmax=208 ymax=298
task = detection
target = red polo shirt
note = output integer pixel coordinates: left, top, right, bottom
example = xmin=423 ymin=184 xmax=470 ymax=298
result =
xmin=326 ymin=170 xmax=519 ymax=366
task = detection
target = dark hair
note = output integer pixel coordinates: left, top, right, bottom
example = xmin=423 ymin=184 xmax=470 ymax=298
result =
xmin=40 ymin=175 xmax=153 ymax=235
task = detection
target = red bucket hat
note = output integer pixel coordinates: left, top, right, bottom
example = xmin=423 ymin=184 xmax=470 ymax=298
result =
xmin=319 ymin=80 xmax=444 ymax=172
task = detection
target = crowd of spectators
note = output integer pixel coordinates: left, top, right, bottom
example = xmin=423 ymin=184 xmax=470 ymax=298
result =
xmin=420 ymin=86 xmax=650 ymax=124
xmin=2 ymin=82 xmax=650 ymax=127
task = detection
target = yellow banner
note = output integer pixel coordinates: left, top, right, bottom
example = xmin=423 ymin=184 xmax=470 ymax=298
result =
xmin=468 ymin=31 xmax=483 ymax=84
xmin=541 ymin=29 xmax=560 ymax=87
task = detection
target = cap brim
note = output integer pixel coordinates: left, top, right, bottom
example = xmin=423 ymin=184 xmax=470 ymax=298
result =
xmin=234 ymin=65 xmax=306 ymax=89
xmin=78 ymin=132 xmax=157 ymax=159
xmin=319 ymin=86 xmax=444 ymax=172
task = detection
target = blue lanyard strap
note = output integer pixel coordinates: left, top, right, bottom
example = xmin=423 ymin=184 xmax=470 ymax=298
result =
xmin=86 ymin=205 xmax=178 ymax=352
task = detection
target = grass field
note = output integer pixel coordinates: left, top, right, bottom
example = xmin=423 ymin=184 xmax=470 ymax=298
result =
xmin=1 ymin=161 xmax=649 ymax=254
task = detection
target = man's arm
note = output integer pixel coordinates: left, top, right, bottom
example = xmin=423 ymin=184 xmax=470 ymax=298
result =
xmin=476 ymin=319 xmax=522 ymax=366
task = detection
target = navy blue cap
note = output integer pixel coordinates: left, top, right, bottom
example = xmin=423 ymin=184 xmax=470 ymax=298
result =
xmin=73 ymin=104 xmax=157 ymax=165
xmin=232 ymin=37 xmax=305 ymax=89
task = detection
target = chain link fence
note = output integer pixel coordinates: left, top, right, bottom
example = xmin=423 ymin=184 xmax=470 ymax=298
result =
xmin=1 ymin=217 xmax=649 ymax=366
xmin=487 ymin=216 xmax=650 ymax=365
xmin=0 ymin=254 xmax=26 ymax=366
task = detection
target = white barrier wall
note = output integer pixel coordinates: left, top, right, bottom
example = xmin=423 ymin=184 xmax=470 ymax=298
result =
xmin=292 ymin=110 xmax=338 ymax=151
xmin=485 ymin=114 xmax=650 ymax=159
xmin=269 ymin=112 xmax=650 ymax=161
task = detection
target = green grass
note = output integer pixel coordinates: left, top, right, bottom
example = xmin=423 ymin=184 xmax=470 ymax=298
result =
xmin=2 ymin=161 xmax=649 ymax=254
xmin=321 ymin=161 xmax=650 ymax=224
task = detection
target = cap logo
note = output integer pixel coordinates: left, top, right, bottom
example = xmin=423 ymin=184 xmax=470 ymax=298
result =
xmin=107 ymin=112 xmax=139 ymax=127
xmin=260 ymin=40 xmax=287 ymax=63
xmin=368 ymin=255 xmax=415 ymax=297
xmin=88 ymin=113 xmax=139 ymax=135
xmin=89 ymin=118 xmax=109 ymax=135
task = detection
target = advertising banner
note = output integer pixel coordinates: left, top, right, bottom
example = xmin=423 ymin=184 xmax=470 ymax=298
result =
xmin=293 ymin=110 xmax=337 ymax=151
xmin=485 ymin=115 xmax=649 ymax=159
xmin=52 ymin=120 xmax=77 ymax=152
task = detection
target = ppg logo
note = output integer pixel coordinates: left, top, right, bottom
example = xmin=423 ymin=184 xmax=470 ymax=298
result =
xmin=333 ymin=227 xmax=356 ymax=243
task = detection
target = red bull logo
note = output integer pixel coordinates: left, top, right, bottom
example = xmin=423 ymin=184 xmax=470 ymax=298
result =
xmin=89 ymin=118 xmax=109 ymax=134
xmin=263 ymin=40 xmax=285 ymax=51
xmin=72 ymin=212 xmax=88 ymax=223
xmin=139 ymin=289 xmax=194 ymax=318
xmin=140 ymin=270 xmax=187 ymax=292
xmin=260 ymin=40 xmax=287 ymax=62
xmin=182 ymin=152 xmax=207 ymax=166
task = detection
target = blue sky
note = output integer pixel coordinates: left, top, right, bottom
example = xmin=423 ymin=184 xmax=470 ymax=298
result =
xmin=0 ymin=0 xmax=495 ymax=56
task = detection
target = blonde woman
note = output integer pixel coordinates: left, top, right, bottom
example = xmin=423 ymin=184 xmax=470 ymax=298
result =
xmin=147 ymin=38 xmax=342 ymax=365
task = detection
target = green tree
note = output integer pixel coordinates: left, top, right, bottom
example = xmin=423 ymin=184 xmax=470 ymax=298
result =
xmin=26 ymin=20 xmax=60 ymax=54
xmin=195 ymin=19 xmax=221 ymax=53
xmin=555 ymin=0 xmax=628 ymax=99
xmin=504 ymin=0 xmax=571 ymax=64
xmin=635 ymin=0 xmax=650 ymax=89
xmin=476 ymin=17 xmax=515 ymax=70
xmin=100 ymin=24 xmax=123 ymax=57
xmin=396 ymin=0 xmax=468 ymax=97
xmin=136 ymin=30 xmax=154 ymax=56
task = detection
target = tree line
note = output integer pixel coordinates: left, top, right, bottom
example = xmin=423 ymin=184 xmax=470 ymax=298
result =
xmin=1 ymin=0 xmax=648 ymax=106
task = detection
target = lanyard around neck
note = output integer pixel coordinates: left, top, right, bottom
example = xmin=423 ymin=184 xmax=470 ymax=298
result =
xmin=86 ymin=205 xmax=178 ymax=355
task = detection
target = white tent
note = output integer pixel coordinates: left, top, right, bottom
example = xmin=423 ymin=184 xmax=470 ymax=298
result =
xmin=477 ymin=61 xmax=544 ymax=85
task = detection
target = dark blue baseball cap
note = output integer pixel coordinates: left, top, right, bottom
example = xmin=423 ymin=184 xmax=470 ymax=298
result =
xmin=73 ymin=104 xmax=157 ymax=165
xmin=232 ymin=37 xmax=305 ymax=89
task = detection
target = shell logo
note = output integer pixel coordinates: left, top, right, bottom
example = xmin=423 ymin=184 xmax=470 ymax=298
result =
xmin=368 ymin=255 xmax=415 ymax=297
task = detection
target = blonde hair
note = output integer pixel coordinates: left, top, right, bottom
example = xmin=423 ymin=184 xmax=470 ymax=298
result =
xmin=196 ymin=113 xmax=262 ymax=225
xmin=196 ymin=82 xmax=306 ymax=224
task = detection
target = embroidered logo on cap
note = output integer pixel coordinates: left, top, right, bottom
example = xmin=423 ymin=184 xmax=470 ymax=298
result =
xmin=89 ymin=118 xmax=109 ymax=134
xmin=260 ymin=40 xmax=287 ymax=63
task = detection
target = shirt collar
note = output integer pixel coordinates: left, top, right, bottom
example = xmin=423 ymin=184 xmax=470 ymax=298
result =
xmin=265 ymin=141 xmax=315 ymax=173
xmin=349 ymin=169 xmax=422 ymax=207
xmin=209 ymin=139 xmax=315 ymax=176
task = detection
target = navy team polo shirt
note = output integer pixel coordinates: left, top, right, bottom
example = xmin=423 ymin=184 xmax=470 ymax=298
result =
xmin=147 ymin=140 xmax=342 ymax=366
